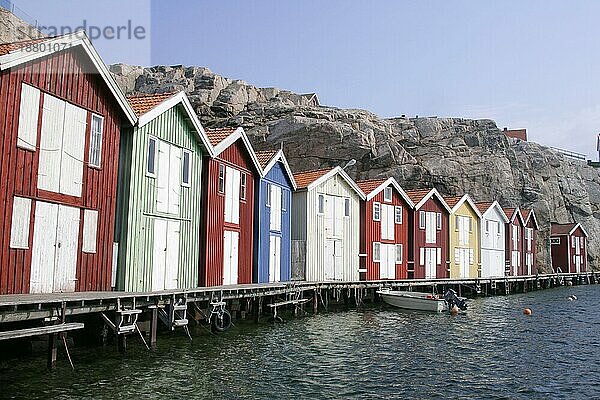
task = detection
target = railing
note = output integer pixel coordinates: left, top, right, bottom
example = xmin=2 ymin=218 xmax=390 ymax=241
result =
xmin=548 ymin=146 xmax=587 ymax=162
xmin=0 ymin=0 xmax=39 ymax=29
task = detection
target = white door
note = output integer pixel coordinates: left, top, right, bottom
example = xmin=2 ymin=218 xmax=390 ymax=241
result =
xmin=425 ymin=248 xmax=436 ymax=279
xmin=156 ymin=141 xmax=170 ymax=214
xmin=425 ymin=212 xmax=436 ymax=244
xmin=53 ymin=205 xmax=80 ymax=292
xmin=269 ymin=234 xmax=281 ymax=282
xmin=30 ymin=202 xmax=80 ymax=293
xmin=324 ymin=238 xmax=334 ymax=280
xmin=334 ymin=197 xmax=344 ymax=238
xmin=381 ymin=205 xmax=395 ymax=241
xmin=333 ymin=239 xmax=344 ymax=280
xmin=223 ymin=230 xmax=239 ymax=285
xmin=152 ymin=219 xmax=167 ymax=291
xmin=30 ymin=202 xmax=59 ymax=293
xmin=168 ymin=147 xmax=181 ymax=215
xmin=460 ymin=248 xmax=470 ymax=278
xmin=387 ymin=244 xmax=396 ymax=279
xmin=164 ymin=221 xmax=180 ymax=289
xmin=270 ymin=185 xmax=282 ymax=232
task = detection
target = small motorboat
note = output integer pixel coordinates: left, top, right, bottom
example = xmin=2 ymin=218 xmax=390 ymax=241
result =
xmin=377 ymin=289 xmax=467 ymax=313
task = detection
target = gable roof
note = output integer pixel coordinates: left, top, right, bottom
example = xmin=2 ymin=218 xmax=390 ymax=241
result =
xmin=476 ymin=201 xmax=509 ymax=223
xmin=128 ymin=91 xmax=214 ymax=155
xmin=356 ymin=177 xmax=414 ymax=208
xmin=521 ymin=208 xmax=539 ymax=229
xmin=551 ymin=223 xmax=588 ymax=237
xmin=205 ymin=126 xmax=262 ymax=173
xmin=0 ymin=31 xmax=136 ymax=125
xmin=405 ymin=188 xmax=451 ymax=212
xmin=503 ymin=207 xmax=525 ymax=225
xmin=446 ymin=194 xmax=482 ymax=218
xmin=293 ymin=166 xmax=365 ymax=199
xmin=255 ymin=149 xmax=297 ymax=190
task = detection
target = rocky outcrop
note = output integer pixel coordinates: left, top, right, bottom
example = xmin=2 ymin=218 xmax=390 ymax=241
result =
xmin=110 ymin=64 xmax=600 ymax=272
xmin=0 ymin=7 xmax=43 ymax=43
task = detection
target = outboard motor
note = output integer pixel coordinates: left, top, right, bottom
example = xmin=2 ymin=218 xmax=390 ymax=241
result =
xmin=444 ymin=289 xmax=468 ymax=311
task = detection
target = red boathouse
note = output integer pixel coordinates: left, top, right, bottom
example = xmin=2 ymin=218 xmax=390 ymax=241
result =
xmin=550 ymin=223 xmax=588 ymax=273
xmin=199 ymin=127 xmax=261 ymax=286
xmin=521 ymin=208 xmax=539 ymax=275
xmin=406 ymin=188 xmax=451 ymax=279
xmin=357 ymin=177 xmax=414 ymax=280
xmin=0 ymin=32 xmax=136 ymax=294
xmin=503 ymin=207 xmax=525 ymax=276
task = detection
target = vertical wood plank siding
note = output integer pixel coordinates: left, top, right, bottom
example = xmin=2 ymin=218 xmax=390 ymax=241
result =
xmin=253 ymin=162 xmax=293 ymax=283
xmin=116 ymin=106 xmax=204 ymax=291
xmin=448 ymin=202 xmax=481 ymax=279
xmin=199 ymin=140 xmax=255 ymax=287
xmin=0 ymin=47 xmax=125 ymax=294
xmin=412 ymin=197 xmax=449 ymax=279
xmin=361 ymin=190 xmax=411 ymax=280
xmin=300 ymin=175 xmax=360 ymax=282
xmin=505 ymin=217 xmax=524 ymax=276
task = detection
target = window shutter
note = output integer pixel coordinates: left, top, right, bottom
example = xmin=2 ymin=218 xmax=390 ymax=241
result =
xmin=396 ymin=244 xmax=403 ymax=263
xmin=9 ymin=197 xmax=32 ymax=249
xmin=420 ymin=248 xmax=425 ymax=266
xmin=469 ymin=249 xmax=474 ymax=265
xmin=17 ymin=83 xmax=40 ymax=151
xmin=82 ymin=209 xmax=98 ymax=253
xmin=436 ymin=248 xmax=442 ymax=265
xmin=373 ymin=242 xmax=381 ymax=262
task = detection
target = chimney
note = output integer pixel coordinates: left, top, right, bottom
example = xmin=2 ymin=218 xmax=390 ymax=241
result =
xmin=503 ymin=127 xmax=508 ymax=131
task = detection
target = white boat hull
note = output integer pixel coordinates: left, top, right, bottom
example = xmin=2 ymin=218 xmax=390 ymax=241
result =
xmin=377 ymin=290 xmax=447 ymax=313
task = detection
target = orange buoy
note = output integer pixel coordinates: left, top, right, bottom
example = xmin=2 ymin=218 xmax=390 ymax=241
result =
xmin=450 ymin=305 xmax=459 ymax=315
xmin=523 ymin=308 xmax=532 ymax=315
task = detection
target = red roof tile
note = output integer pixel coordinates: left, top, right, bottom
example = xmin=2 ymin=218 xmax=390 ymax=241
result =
xmin=406 ymin=189 xmax=433 ymax=204
xmin=356 ymin=179 xmax=387 ymax=195
xmin=205 ymin=127 xmax=238 ymax=147
xmin=293 ymin=168 xmax=332 ymax=189
xmin=255 ymin=150 xmax=278 ymax=169
xmin=127 ymin=92 xmax=177 ymax=116
xmin=444 ymin=196 xmax=462 ymax=209
xmin=551 ymin=223 xmax=578 ymax=235
xmin=476 ymin=202 xmax=495 ymax=213
xmin=0 ymin=37 xmax=50 ymax=56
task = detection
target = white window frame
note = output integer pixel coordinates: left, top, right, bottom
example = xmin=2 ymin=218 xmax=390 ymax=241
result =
xmin=419 ymin=211 xmax=425 ymax=229
xmin=344 ymin=198 xmax=351 ymax=218
xmin=146 ymin=136 xmax=158 ymax=178
xmin=318 ymin=194 xmax=325 ymax=215
xmin=395 ymin=244 xmax=403 ymax=264
xmin=394 ymin=206 xmax=402 ymax=224
xmin=373 ymin=202 xmax=381 ymax=221
xmin=240 ymin=172 xmax=247 ymax=200
xmin=181 ymin=149 xmax=192 ymax=187
xmin=383 ymin=187 xmax=392 ymax=202
xmin=266 ymin=183 xmax=272 ymax=207
xmin=17 ymin=83 xmax=40 ymax=151
xmin=88 ymin=114 xmax=104 ymax=168
xmin=282 ymin=190 xmax=287 ymax=212
xmin=373 ymin=242 xmax=381 ymax=262
xmin=82 ymin=209 xmax=98 ymax=254
xmin=218 ymin=163 xmax=225 ymax=194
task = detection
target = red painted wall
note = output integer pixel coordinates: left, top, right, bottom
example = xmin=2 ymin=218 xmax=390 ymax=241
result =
xmin=199 ymin=139 xmax=256 ymax=287
xmin=360 ymin=190 xmax=411 ymax=280
xmin=410 ymin=197 xmax=449 ymax=279
xmin=0 ymin=47 xmax=125 ymax=294
xmin=505 ymin=217 xmax=524 ymax=276
xmin=551 ymin=229 xmax=587 ymax=273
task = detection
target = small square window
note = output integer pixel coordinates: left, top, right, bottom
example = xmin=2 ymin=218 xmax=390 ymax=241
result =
xmin=373 ymin=242 xmax=381 ymax=262
xmin=146 ymin=137 xmax=157 ymax=177
xmin=182 ymin=150 xmax=192 ymax=187
xmin=344 ymin=198 xmax=350 ymax=217
xmin=218 ymin=164 xmax=225 ymax=193
xmin=318 ymin=194 xmax=325 ymax=214
xmin=383 ymin=187 xmax=392 ymax=202
xmin=240 ymin=173 xmax=247 ymax=200
xmin=373 ymin=202 xmax=381 ymax=221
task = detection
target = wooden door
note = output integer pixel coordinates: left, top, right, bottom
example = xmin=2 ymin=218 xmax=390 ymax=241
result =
xmin=52 ymin=205 xmax=80 ymax=292
xmin=152 ymin=218 xmax=168 ymax=291
xmin=333 ymin=239 xmax=344 ymax=280
xmin=425 ymin=248 xmax=436 ymax=279
xmin=425 ymin=212 xmax=436 ymax=244
xmin=164 ymin=221 xmax=180 ymax=290
xmin=156 ymin=141 xmax=170 ymax=214
xmin=223 ymin=230 xmax=239 ymax=285
xmin=459 ymin=248 xmax=469 ymax=278
xmin=30 ymin=202 xmax=59 ymax=293
xmin=30 ymin=202 xmax=79 ymax=293
xmin=381 ymin=205 xmax=394 ymax=241
xmin=224 ymin=167 xmax=240 ymax=224
xmin=324 ymin=238 xmax=334 ymax=280
xmin=38 ymin=95 xmax=65 ymax=193
xmin=270 ymin=185 xmax=282 ymax=232
xmin=269 ymin=234 xmax=281 ymax=282
xmin=334 ymin=197 xmax=344 ymax=238
xmin=59 ymin=102 xmax=86 ymax=197
xmin=387 ymin=244 xmax=396 ymax=279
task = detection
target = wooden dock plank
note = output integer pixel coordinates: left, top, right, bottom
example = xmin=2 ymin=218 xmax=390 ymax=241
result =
xmin=0 ymin=322 xmax=84 ymax=341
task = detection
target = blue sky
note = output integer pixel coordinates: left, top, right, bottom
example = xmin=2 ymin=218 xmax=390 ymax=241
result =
xmin=10 ymin=0 xmax=600 ymax=158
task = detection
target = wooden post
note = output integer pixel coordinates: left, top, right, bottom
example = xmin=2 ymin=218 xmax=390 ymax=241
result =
xmin=47 ymin=333 xmax=58 ymax=370
xmin=313 ymin=289 xmax=318 ymax=314
xmin=149 ymin=307 xmax=158 ymax=349
xmin=118 ymin=334 xmax=127 ymax=354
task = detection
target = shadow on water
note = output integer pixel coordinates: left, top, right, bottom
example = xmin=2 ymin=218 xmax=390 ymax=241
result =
xmin=1 ymin=285 xmax=599 ymax=399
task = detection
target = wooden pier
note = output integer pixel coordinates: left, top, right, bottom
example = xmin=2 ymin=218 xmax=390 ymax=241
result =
xmin=0 ymin=272 xmax=596 ymax=369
